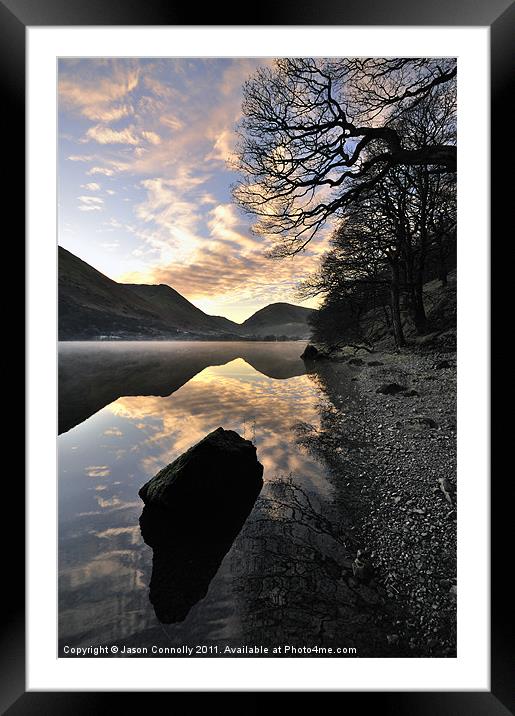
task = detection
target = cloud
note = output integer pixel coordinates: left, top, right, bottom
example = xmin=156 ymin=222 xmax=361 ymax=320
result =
xmin=130 ymin=177 xmax=205 ymax=260
xmin=81 ymin=182 xmax=101 ymax=191
xmin=95 ymin=495 xmax=122 ymax=508
xmin=60 ymin=59 xmax=324 ymax=320
xmin=85 ymin=124 xmax=140 ymax=145
xmin=141 ymin=130 xmax=161 ymax=145
xmin=78 ymin=195 xmax=103 ymax=204
xmin=96 ymin=526 xmax=141 ymax=542
xmin=142 ymin=75 xmax=175 ymax=98
xmin=85 ymin=465 xmax=110 ymax=478
xmin=205 ymin=128 xmax=236 ymax=163
xmin=59 ymin=61 xmax=139 ymax=124
xmin=103 ymin=427 xmax=123 ymax=436
xmin=207 ymin=203 xmax=259 ymax=250
xmin=159 ymin=115 xmax=183 ymax=131
xmin=118 ymin=193 xmax=325 ymax=320
xmin=78 ymin=195 xmax=104 ymax=212
xmin=103 ymin=217 xmax=123 ymax=229
xmin=83 ymin=104 xmax=133 ymax=123
xmin=67 ymin=154 xmax=94 ymax=162
xmin=199 ymin=192 xmax=217 ymax=205
xmin=106 ymin=62 xmax=251 ymax=177
xmin=87 ymin=166 xmax=115 ymax=176
xmin=86 ymin=160 xmax=130 ymax=176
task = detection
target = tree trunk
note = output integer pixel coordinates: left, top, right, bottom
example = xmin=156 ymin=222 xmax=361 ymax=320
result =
xmin=404 ymin=251 xmax=418 ymax=320
xmin=413 ymin=167 xmax=429 ymax=334
xmin=390 ymin=261 xmax=405 ymax=348
xmin=438 ymin=235 xmax=448 ymax=286
xmin=413 ymin=283 xmax=427 ymax=333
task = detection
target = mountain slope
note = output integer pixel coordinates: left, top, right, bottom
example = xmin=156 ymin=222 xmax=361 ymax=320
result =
xmin=59 ymin=247 xmax=172 ymax=339
xmin=59 ymin=247 xmax=241 ymax=339
xmin=124 ymin=283 xmax=241 ymax=335
xmin=240 ymin=302 xmax=314 ymax=338
xmin=59 ymin=246 xmax=317 ymax=340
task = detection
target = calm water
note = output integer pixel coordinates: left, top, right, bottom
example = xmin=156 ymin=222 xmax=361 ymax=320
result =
xmin=58 ymin=341 xmax=385 ymax=657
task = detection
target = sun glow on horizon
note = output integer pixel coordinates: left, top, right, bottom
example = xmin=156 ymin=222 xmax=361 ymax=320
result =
xmin=58 ymin=58 xmax=328 ymax=322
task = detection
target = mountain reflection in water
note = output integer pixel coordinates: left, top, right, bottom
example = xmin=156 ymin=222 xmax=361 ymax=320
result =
xmin=58 ymin=341 xmax=307 ymax=434
xmin=58 ymin=341 xmax=386 ymax=656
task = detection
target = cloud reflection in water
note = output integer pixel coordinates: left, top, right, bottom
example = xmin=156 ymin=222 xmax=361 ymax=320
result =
xmin=58 ymin=343 xmax=352 ymax=653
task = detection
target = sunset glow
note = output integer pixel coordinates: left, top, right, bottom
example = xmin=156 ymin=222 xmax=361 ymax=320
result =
xmin=58 ymin=59 xmax=325 ymax=322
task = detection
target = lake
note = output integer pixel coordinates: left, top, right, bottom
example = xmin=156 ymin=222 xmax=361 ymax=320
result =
xmin=58 ymin=341 xmax=385 ymax=657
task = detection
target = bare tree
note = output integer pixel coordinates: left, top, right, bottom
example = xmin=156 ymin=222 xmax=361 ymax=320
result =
xmin=233 ymin=57 xmax=456 ymax=256
xmin=392 ymin=86 xmax=457 ymax=330
xmin=299 ymin=176 xmax=410 ymax=347
xmin=301 ymin=131 xmax=457 ymax=349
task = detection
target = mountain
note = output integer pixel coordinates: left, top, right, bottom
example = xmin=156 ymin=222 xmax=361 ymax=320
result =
xmin=58 ymin=246 xmax=316 ymax=340
xmin=121 ymin=283 xmax=240 ymax=335
xmin=58 ymin=246 xmax=241 ymax=340
xmin=240 ymin=302 xmax=314 ymax=339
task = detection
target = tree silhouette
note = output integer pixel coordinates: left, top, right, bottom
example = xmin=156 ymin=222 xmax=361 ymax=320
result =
xmin=233 ymin=58 xmax=456 ymax=257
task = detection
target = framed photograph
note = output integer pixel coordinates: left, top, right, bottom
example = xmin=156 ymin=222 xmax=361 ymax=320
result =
xmin=4 ymin=0 xmax=507 ymax=710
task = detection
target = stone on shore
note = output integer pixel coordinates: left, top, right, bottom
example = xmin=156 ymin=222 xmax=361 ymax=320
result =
xmin=300 ymin=344 xmax=322 ymax=361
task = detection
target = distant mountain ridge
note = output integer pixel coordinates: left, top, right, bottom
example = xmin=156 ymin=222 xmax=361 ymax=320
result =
xmin=241 ymin=303 xmax=314 ymax=338
xmin=58 ymin=246 xmax=315 ymax=340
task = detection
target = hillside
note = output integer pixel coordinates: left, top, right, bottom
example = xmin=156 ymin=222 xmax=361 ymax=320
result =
xmin=58 ymin=247 xmax=241 ymax=340
xmin=240 ymin=302 xmax=314 ymax=339
xmin=59 ymin=247 xmax=317 ymax=341
xmin=59 ymin=247 xmax=171 ymax=339
xmin=124 ymin=283 xmax=241 ymax=335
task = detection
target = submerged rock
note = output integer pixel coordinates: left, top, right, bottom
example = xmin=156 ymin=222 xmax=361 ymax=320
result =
xmin=139 ymin=428 xmax=263 ymax=623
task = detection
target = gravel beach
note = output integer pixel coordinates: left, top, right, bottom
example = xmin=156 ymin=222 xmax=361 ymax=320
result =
xmin=303 ymin=345 xmax=457 ymax=657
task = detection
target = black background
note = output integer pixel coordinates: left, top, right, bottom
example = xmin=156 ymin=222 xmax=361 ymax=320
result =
xmin=3 ymin=0 xmax=510 ymax=712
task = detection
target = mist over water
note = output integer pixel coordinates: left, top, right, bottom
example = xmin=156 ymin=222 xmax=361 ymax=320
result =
xmin=58 ymin=342 xmax=384 ymax=656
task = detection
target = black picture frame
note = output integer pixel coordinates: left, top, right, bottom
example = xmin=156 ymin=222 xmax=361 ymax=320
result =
xmin=5 ymin=0 xmax=508 ymax=711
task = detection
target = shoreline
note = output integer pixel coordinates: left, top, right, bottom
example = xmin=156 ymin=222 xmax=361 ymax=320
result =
xmin=305 ymin=345 xmax=457 ymax=656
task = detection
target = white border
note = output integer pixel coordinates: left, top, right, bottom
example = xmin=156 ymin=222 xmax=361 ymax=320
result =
xmin=27 ymin=26 xmax=490 ymax=691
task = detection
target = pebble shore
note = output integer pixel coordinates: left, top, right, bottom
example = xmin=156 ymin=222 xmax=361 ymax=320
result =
xmin=308 ymin=346 xmax=457 ymax=657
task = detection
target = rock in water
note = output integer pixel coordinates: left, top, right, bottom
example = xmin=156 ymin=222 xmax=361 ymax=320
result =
xmin=138 ymin=427 xmax=263 ymax=623
xmin=139 ymin=426 xmax=263 ymax=512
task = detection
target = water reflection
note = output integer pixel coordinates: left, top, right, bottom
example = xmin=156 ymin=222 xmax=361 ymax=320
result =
xmin=59 ymin=341 xmax=307 ymax=434
xmin=58 ymin=342 xmax=388 ymax=656
xmin=139 ymin=458 xmax=263 ymax=624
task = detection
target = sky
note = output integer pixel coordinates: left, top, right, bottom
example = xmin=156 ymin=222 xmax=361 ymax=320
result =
xmin=58 ymin=58 xmax=327 ymax=322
